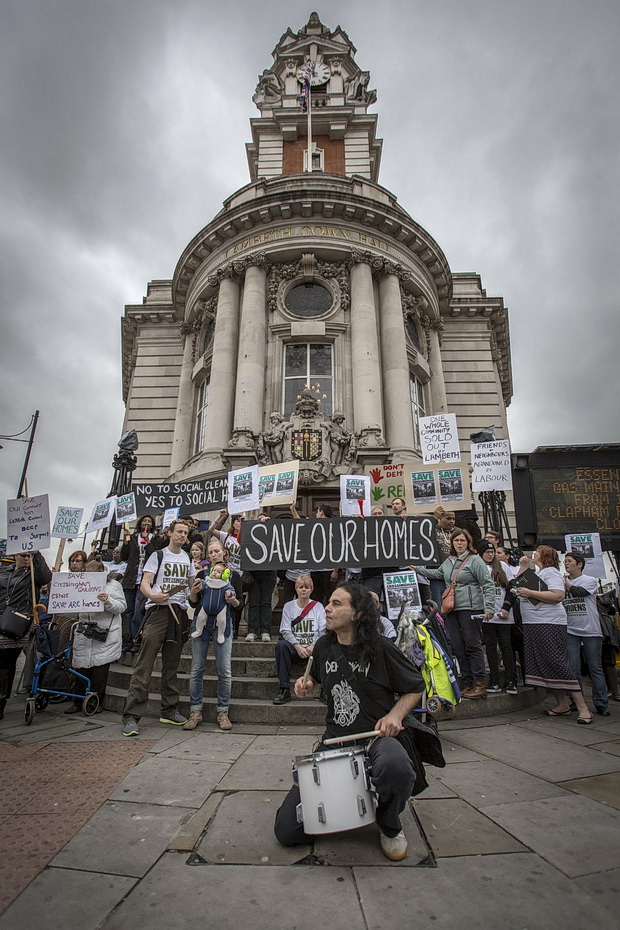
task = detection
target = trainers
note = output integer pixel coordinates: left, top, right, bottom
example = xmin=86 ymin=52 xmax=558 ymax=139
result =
xmin=217 ymin=710 xmax=232 ymax=730
xmin=487 ymin=683 xmax=501 ymax=693
xmin=273 ymin=688 xmax=291 ymax=705
xmin=183 ymin=710 xmax=203 ymax=730
xmin=245 ymin=633 xmax=256 ymax=642
xmin=261 ymin=632 xmax=271 ymax=642
xmin=505 ymin=681 xmax=518 ymax=694
xmin=159 ymin=712 xmax=187 ymax=726
xmin=379 ymin=829 xmax=408 ymax=861
xmin=123 ymin=718 xmax=140 ymax=737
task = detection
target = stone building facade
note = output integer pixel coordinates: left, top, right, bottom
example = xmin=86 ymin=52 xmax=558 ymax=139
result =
xmin=120 ymin=13 xmax=512 ymax=515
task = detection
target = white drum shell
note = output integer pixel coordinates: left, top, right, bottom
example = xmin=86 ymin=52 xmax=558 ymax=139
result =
xmin=293 ymin=747 xmax=376 ymax=834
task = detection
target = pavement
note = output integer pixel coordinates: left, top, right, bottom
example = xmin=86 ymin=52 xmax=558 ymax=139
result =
xmin=0 ymin=689 xmax=620 ymax=930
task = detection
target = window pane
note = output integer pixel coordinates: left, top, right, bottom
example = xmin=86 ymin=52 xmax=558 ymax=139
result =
xmin=410 ymin=377 xmax=425 ymax=453
xmin=193 ymin=380 xmax=209 ymax=456
xmin=285 ymin=344 xmax=307 ymax=377
xmin=309 ymin=343 xmax=332 ymax=375
xmin=283 ymin=378 xmax=308 ymax=417
xmin=285 ymin=284 xmax=332 ymax=318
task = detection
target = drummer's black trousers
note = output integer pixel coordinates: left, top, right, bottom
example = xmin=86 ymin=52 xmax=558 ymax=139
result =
xmin=274 ymin=736 xmax=415 ymax=845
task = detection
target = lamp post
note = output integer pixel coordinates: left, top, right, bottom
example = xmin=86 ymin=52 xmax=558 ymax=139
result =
xmin=97 ymin=430 xmax=139 ymax=558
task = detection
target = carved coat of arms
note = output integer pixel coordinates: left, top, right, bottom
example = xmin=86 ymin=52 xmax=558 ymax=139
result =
xmin=291 ymin=429 xmax=322 ymax=461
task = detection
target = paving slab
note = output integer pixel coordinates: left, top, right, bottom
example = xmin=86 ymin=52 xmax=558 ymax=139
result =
xmin=242 ymin=734 xmax=320 ymax=756
xmin=196 ymin=790 xmax=310 ymax=864
xmin=592 ymin=739 xmax=620 ymax=758
xmin=157 ymin=732 xmax=255 ymax=763
xmin=440 ymin=739 xmax=488 ymax=763
xmin=108 ymin=756 xmax=230 ymax=807
xmin=480 ymin=794 xmax=620 ymax=876
xmin=560 ymin=771 xmax=620 ymax=811
xmin=168 ymin=793 xmax=224 ymax=851
xmin=314 ymin=803 xmax=430 ymax=866
xmin=445 ymin=724 xmax=620 ymax=781
xmin=414 ymin=798 xmax=526 ymax=857
xmin=0 ymin=867 xmax=136 ymax=930
xmin=433 ymin=760 xmax=569 ymax=808
xmin=50 ymin=800 xmax=195 ymax=876
xmin=102 ymin=856 xmax=366 ymax=930
xmin=575 ymin=867 xmax=620 ymax=918
xmin=416 ymin=771 xmax=458 ymax=799
xmin=514 ymin=716 xmax=618 ymax=746
xmin=354 ymin=853 xmax=620 ymax=930
xmin=217 ymin=752 xmax=294 ymax=790
xmin=439 ymin=714 xmax=516 ymax=731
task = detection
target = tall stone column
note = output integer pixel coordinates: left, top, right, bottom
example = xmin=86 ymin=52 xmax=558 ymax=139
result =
xmin=350 ymin=257 xmax=384 ymax=439
xmin=379 ymin=272 xmax=416 ymax=458
xmin=428 ymin=324 xmax=447 ymax=413
xmin=204 ymin=275 xmax=241 ymax=454
xmin=169 ymin=327 xmax=197 ymax=474
xmin=230 ymin=262 xmax=268 ymax=451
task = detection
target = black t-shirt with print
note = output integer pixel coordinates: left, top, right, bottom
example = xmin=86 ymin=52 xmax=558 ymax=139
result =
xmin=310 ymin=635 xmax=424 ymax=739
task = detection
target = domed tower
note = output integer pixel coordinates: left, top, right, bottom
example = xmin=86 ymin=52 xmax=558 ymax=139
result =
xmin=121 ymin=12 xmax=512 ymax=514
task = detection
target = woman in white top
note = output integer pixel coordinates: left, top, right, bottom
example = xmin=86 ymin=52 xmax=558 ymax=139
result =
xmin=514 ymin=546 xmax=592 ymax=723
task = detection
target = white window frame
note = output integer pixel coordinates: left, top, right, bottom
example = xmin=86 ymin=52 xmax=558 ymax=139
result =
xmin=282 ymin=343 xmax=333 ymax=417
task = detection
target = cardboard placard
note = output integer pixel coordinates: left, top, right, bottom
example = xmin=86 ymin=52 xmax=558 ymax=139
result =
xmin=258 ymin=460 xmax=299 ymax=507
xmin=6 ymin=495 xmax=51 ymax=554
xmin=51 ymin=506 xmax=84 ymax=539
xmin=419 ymin=413 xmax=461 ymax=465
xmin=472 ymin=440 xmax=513 ymax=491
xmin=48 ymin=572 xmax=106 ymax=613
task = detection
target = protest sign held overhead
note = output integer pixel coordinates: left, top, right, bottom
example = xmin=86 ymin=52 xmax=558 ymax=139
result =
xmin=340 ymin=475 xmax=371 ymax=516
xmin=6 ymin=495 xmax=51 ymax=554
xmin=258 ymin=460 xmax=299 ymax=507
xmin=162 ymin=507 xmax=180 ymax=529
xmin=87 ymin=497 xmax=115 ymax=532
xmin=228 ymin=465 xmax=260 ymax=513
xmin=48 ymin=572 xmax=106 ymax=613
xmin=471 ymin=440 xmax=513 ymax=491
xmin=564 ymin=532 xmax=605 ymax=578
xmin=133 ymin=474 xmax=227 ymax=515
xmin=240 ymin=516 xmax=439 ymax=571
xmin=404 ymin=465 xmax=470 ymax=514
xmin=51 ymin=506 xmax=83 ymax=539
xmin=383 ymin=571 xmax=422 ymax=621
xmin=438 ymin=469 xmax=466 ymax=503
xmin=115 ymin=492 xmax=137 ymax=524
xmin=419 ymin=413 xmax=461 ymax=465
xmin=366 ymin=463 xmax=407 ymax=507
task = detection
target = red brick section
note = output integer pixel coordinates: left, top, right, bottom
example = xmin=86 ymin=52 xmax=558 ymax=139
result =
xmin=282 ymin=135 xmax=345 ymax=175
xmin=0 ymin=740 xmax=154 ymax=913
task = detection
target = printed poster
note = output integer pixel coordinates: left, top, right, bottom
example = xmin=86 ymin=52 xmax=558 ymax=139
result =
xmin=162 ymin=507 xmax=180 ymax=529
xmin=564 ymin=532 xmax=605 ymax=578
xmin=87 ymin=497 xmax=116 ymax=532
xmin=115 ymin=492 xmax=137 ymax=524
xmin=227 ymin=465 xmax=259 ymax=513
xmin=419 ymin=413 xmax=461 ymax=465
xmin=383 ymin=571 xmax=422 ymax=621
xmin=51 ymin=506 xmax=84 ymax=539
xmin=409 ymin=471 xmax=437 ymax=508
xmin=340 ymin=475 xmax=371 ymax=516
xmin=258 ymin=460 xmax=299 ymax=507
xmin=438 ymin=468 xmax=465 ymax=504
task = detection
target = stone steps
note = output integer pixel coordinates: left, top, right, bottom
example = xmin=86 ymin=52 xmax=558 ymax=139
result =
xmin=107 ymin=640 xmax=544 ymax=724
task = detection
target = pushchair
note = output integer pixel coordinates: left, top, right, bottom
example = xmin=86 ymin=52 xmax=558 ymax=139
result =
xmin=25 ymin=622 xmax=99 ymax=725
xmin=395 ymin=600 xmax=461 ymax=719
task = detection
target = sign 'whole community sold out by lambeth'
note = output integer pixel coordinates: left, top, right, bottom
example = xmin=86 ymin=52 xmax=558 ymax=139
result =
xmin=240 ymin=516 xmax=439 ymax=572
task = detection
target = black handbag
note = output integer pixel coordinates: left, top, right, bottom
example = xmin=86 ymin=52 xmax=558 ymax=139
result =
xmin=0 ymin=606 xmax=31 ymax=640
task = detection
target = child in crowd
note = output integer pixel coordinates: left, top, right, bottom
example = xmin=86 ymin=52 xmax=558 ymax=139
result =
xmin=192 ymin=562 xmax=239 ymax=644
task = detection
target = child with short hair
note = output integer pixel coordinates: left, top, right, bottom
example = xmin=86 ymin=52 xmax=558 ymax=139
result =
xmin=192 ymin=562 xmax=239 ymax=644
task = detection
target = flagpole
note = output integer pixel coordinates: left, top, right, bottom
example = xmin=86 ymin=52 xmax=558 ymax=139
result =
xmin=307 ymin=79 xmax=312 ymax=171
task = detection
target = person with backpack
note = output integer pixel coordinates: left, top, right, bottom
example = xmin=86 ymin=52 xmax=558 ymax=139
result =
xmin=121 ymin=521 xmax=200 ymax=736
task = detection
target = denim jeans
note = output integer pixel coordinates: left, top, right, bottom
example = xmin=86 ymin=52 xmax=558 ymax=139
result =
xmin=567 ymin=634 xmax=608 ymax=710
xmin=188 ymin=623 xmax=232 ymax=713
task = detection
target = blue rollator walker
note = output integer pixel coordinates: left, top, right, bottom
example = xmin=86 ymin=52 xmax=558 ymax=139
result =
xmin=25 ymin=622 xmax=99 ymax=725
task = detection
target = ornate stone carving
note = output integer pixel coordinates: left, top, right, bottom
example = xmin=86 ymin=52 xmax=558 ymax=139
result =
xmin=252 ymin=69 xmax=284 ymax=108
xmin=267 ymin=260 xmax=301 ymax=312
xmin=256 ymin=412 xmax=292 ymax=465
xmin=315 ymin=259 xmax=350 ymax=311
xmin=228 ymin=427 xmax=257 ymax=451
xmin=357 ymin=424 xmax=387 ymax=449
xmin=325 ymin=412 xmax=356 ymax=466
xmin=207 ymin=252 xmax=271 ymax=290
xmin=344 ymin=70 xmax=377 ymax=105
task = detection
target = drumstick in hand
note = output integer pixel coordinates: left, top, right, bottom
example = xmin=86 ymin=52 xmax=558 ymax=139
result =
xmin=302 ymin=655 xmax=313 ymax=689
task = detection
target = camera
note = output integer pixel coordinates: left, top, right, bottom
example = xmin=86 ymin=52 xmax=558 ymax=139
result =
xmin=76 ymin=622 xmax=109 ymax=642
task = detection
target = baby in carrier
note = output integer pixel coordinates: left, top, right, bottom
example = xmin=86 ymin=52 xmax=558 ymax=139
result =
xmin=192 ymin=562 xmax=238 ymax=644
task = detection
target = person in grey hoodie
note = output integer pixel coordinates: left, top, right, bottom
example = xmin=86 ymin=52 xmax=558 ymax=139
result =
xmin=418 ymin=528 xmax=494 ymax=699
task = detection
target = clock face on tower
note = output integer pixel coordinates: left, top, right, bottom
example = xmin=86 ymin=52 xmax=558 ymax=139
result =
xmin=297 ymin=62 xmax=331 ymax=86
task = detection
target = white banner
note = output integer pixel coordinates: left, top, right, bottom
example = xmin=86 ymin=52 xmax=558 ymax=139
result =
xmin=471 ymin=440 xmax=513 ymax=491
xmin=48 ymin=572 xmax=106 ymax=613
xmin=6 ymin=495 xmax=51 ymax=554
xmin=419 ymin=413 xmax=461 ymax=465
xmin=51 ymin=505 xmax=83 ymax=539
xmin=228 ymin=465 xmax=260 ymax=513
xmin=340 ymin=475 xmax=371 ymax=516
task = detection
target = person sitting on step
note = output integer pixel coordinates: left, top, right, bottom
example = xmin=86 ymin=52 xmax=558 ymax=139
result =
xmin=273 ymin=575 xmax=326 ymax=705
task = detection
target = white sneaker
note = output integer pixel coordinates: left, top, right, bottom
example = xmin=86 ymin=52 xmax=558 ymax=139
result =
xmin=379 ymin=829 xmax=408 ymax=861
xmin=245 ymin=633 xmax=255 ymax=641
xmin=261 ymin=633 xmax=271 ymax=642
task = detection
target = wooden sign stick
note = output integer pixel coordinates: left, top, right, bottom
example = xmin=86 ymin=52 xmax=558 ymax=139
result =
xmin=53 ymin=538 xmax=66 ymax=573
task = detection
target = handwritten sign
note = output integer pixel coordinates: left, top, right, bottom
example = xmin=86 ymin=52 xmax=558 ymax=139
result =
xmin=48 ymin=572 xmax=105 ymax=613
xmin=228 ymin=465 xmax=259 ymax=513
xmin=6 ymin=495 xmax=51 ymax=554
xmin=240 ymin=516 xmax=439 ymax=571
xmin=366 ymin=463 xmax=407 ymax=506
xmin=419 ymin=413 xmax=461 ymax=465
xmin=87 ymin=497 xmax=115 ymax=532
xmin=472 ymin=440 xmax=513 ymax=491
xmin=115 ymin=492 xmax=137 ymax=524
xmin=133 ymin=474 xmax=227 ymax=514
xmin=340 ymin=475 xmax=371 ymax=516
xmin=51 ymin=506 xmax=84 ymax=539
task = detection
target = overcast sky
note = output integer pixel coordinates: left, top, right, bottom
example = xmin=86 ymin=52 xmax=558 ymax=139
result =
xmin=1 ymin=0 xmax=618 ymax=538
